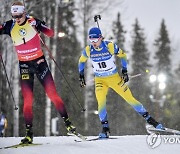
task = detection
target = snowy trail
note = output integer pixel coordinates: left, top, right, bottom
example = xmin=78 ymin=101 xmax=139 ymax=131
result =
xmin=0 ymin=135 xmax=179 ymax=154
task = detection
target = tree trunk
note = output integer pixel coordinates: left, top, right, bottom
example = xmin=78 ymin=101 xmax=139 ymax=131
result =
xmin=43 ymin=1 xmax=52 ymax=137
xmin=13 ymin=61 xmax=19 ymax=137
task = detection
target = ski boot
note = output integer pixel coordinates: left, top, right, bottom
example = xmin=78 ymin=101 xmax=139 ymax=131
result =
xmin=143 ymin=112 xmax=165 ymax=130
xmin=64 ymin=118 xmax=76 ymax=134
xmin=99 ymin=121 xmax=110 ymax=138
xmin=0 ymin=132 xmax=3 ymax=137
xmin=21 ymin=124 xmax=33 ymax=144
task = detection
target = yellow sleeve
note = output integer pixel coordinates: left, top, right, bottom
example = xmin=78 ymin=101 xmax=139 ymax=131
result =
xmin=79 ymin=45 xmax=90 ymax=63
xmin=78 ymin=46 xmax=90 ymax=73
xmin=107 ymin=42 xmax=127 ymax=69
xmin=107 ymin=42 xmax=115 ymax=55
xmin=116 ymin=49 xmax=127 ymax=59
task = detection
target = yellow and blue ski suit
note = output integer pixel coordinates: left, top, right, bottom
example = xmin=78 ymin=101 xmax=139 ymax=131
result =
xmin=78 ymin=40 xmax=148 ymax=123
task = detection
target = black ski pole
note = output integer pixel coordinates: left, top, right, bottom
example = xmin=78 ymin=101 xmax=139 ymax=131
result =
xmin=94 ymin=15 xmax=101 ymax=28
xmin=0 ymin=53 xmax=18 ymax=110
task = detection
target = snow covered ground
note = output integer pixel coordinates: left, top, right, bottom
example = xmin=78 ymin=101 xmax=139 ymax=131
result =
xmin=0 ymin=135 xmax=179 ymax=154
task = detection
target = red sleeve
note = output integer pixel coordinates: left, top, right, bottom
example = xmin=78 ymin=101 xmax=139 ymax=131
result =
xmin=28 ymin=17 xmax=54 ymax=37
xmin=40 ymin=24 xmax=54 ymax=37
xmin=0 ymin=25 xmax=3 ymax=30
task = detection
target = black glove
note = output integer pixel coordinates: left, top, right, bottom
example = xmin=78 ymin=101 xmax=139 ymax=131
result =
xmin=79 ymin=74 xmax=86 ymax=87
xmin=122 ymin=69 xmax=129 ymax=83
xmin=35 ymin=19 xmax=46 ymax=32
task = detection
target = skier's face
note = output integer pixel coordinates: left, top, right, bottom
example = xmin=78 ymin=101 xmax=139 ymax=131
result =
xmin=12 ymin=12 xmax=26 ymax=25
xmin=89 ymin=37 xmax=102 ymax=49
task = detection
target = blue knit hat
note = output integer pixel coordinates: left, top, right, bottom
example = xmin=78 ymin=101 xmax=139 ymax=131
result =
xmin=89 ymin=27 xmax=102 ymax=38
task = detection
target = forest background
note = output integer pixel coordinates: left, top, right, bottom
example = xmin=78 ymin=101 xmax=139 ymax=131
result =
xmin=0 ymin=0 xmax=180 ymax=137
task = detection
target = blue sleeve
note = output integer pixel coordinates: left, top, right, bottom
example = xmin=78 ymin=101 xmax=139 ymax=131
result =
xmin=121 ymin=59 xmax=127 ymax=70
xmin=114 ymin=43 xmax=119 ymax=55
xmin=78 ymin=63 xmax=85 ymax=75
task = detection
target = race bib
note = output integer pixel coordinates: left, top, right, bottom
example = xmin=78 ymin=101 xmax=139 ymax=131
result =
xmin=91 ymin=55 xmax=117 ymax=76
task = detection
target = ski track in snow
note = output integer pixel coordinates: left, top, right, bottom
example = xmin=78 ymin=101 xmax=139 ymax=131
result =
xmin=0 ymin=135 xmax=179 ymax=154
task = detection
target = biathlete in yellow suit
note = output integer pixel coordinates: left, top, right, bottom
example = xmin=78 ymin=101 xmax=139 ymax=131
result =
xmin=78 ymin=27 xmax=164 ymax=138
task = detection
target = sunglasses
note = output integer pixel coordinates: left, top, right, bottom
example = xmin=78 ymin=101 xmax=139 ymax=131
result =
xmin=12 ymin=14 xmax=23 ymax=19
xmin=89 ymin=38 xmax=100 ymax=43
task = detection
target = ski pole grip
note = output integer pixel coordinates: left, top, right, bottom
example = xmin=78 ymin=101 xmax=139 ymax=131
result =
xmin=14 ymin=105 xmax=18 ymax=110
xmin=81 ymin=108 xmax=86 ymax=112
xmin=94 ymin=15 xmax=101 ymax=22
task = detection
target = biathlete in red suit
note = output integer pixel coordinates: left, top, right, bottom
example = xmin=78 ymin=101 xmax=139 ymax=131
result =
xmin=0 ymin=1 xmax=76 ymax=144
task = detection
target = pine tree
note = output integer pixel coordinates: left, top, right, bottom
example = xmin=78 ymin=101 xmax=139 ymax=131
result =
xmin=112 ymin=12 xmax=126 ymax=50
xmin=154 ymin=19 xmax=176 ymax=129
xmin=130 ymin=19 xmax=151 ymax=134
xmin=154 ymin=19 xmax=171 ymax=74
xmin=154 ymin=20 xmax=172 ymax=70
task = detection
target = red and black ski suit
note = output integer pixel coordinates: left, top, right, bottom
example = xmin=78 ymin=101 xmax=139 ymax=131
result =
xmin=0 ymin=16 xmax=68 ymax=125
